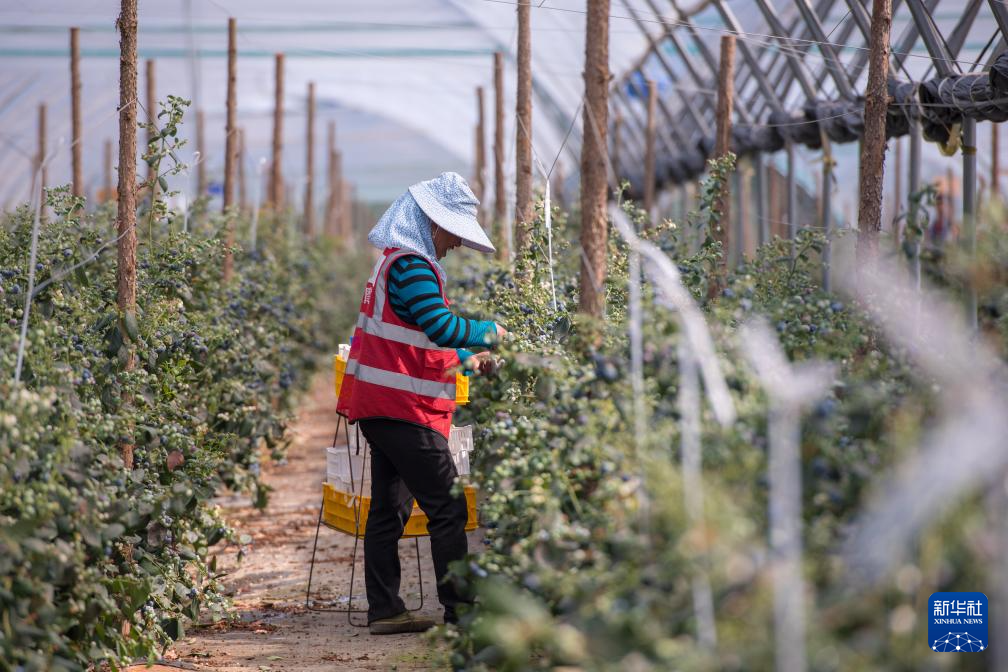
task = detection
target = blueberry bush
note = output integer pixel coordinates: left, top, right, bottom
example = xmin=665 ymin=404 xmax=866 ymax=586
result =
xmin=439 ymin=162 xmax=998 ymax=670
xmin=0 ymin=105 xmax=370 ymax=668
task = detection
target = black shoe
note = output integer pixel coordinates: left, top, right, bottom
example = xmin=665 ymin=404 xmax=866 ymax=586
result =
xmin=369 ymin=611 xmax=435 ymax=635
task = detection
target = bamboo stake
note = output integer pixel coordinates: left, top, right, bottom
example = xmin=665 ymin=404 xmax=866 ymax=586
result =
xmin=787 ymin=141 xmax=797 ymax=255
xmin=36 ymin=103 xmax=46 ymax=206
xmin=341 ymin=179 xmax=352 ymax=241
xmin=325 ymin=120 xmax=337 ymax=237
xmin=116 ymin=0 xmax=139 ymax=469
xmin=741 ymin=159 xmax=753 ymax=257
xmin=70 ymin=27 xmax=83 ymax=199
xmin=145 ymin=59 xmax=155 ymax=189
xmin=908 ymin=119 xmax=922 ymax=289
xmin=196 ymin=108 xmax=207 ymax=197
xmin=304 ymin=81 xmax=316 ymax=238
xmin=768 ymin=161 xmax=779 ymax=238
xmin=475 ymin=86 xmax=487 ymax=222
xmin=552 ymin=159 xmax=566 ymax=210
xmin=578 ymin=0 xmax=610 ymax=317
xmin=270 ymin=53 xmax=285 ymax=210
xmin=493 ymin=51 xmax=508 ymax=260
xmin=222 ymin=17 xmax=238 ymax=280
xmin=514 ymin=0 xmax=533 ymax=261
xmin=714 ymin=35 xmax=736 ymax=272
xmin=644 ymin=79 xmax=657 ymax=226
xmin=946 ymin=166 xmax=955 ymax=231
xmin=330 ymin=150 xmax=343 ymax=239
xmin=992 ymin=123 xmax=1000 ymax=203
xmin=237 ymin=127 xmax=247 ymax=212
xmin=856 ymin=0 xmax=893 ymax=264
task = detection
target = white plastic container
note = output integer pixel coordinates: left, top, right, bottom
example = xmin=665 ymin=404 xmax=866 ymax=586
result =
xmin=324 ymin=425 xmax=473 ymax=490
xmin=449 ymin=425 xmax=474 ymax=476
xmin=455 ymin=449 xmax=470 ymax=476
xmin=449 ymin=425 xmax=473 ymax=455
xmin=326 ymin=445 xmax=371 ymax=494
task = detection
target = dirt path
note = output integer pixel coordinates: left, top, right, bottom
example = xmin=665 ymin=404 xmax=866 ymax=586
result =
xmin=166 ymin=370 xmax=453 ymax=671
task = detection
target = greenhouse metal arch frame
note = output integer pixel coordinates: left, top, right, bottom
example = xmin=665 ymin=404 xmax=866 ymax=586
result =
xmin=610 ymin=0 xmax=1008 ymax=195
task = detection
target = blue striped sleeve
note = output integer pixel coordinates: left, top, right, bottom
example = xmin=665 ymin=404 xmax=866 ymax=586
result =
xmin=387 ymin=255 xmax=496 ymax=349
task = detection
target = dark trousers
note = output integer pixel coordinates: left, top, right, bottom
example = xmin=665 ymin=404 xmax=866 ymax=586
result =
xmin=358 ymin=418 xmax=471 ymax=623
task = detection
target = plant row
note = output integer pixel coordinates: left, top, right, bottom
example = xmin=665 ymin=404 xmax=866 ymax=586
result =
xmin=440 ymin=160 xmax=1006 ymax=671
xmin=0 ymin=185 xmax=368 ymax=670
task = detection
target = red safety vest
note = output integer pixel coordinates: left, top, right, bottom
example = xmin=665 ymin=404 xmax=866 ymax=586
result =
xmin=337 ymin=248 xmax=458 ymax=437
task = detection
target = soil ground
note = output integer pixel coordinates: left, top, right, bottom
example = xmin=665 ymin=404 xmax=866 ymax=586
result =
xmin=156 ymin=370 xmax=459 ymax=671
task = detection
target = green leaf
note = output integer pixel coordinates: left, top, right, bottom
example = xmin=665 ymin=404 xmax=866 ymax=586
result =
xmin=102 ymin=523 xmax=125 ymax=541
xmin=122 ymin=312 xmax=139 ymax=342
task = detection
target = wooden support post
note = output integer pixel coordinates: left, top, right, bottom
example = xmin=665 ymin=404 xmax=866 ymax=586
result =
xmin=223 ymin=17 xmax=237 ymax=213
xmin=222 ymin=17 xmax=238 ymax=280
xmin=341 ymin=179 xmax=352 ymax=241
xmin=822 ymin=148 xmax=834 ymax=291
xmin=270 ymin=53 xmax=285 ymax=210
xmin=325 ymin=120 xmax=337 ymax=237
xmin=787 ymin=141 xmax=797 ymax=250
xmin=741 ymin=159 xmax=753 ymax=257
xmin=145 ymin=58 xmax=156 ymax=189
xmin=644 ymin=79 xmax=657 ymax=226
xmin=514 ymin=0 xmax=533 ymax=262
xmin=992 ymin=123 xmax=1000 ymax=203
xmin=493 ymin=51 xmax=508 ymax=260
xmin=856 ymin=0 xmax=893 ymax=264
xmin=578 ymin=0 xmax=610 ymax=317
xmin=333 ymin=150 xmax=344 ymax=239
xmin=237 ymin=127 xmax=248 ymax=212
xmin=116 ymin=0 xmax=139 ymax=469
xmin=768 ymin=161 xmax=779 ymax=238
xmin=612 ymin=112 xmax=623 ymax=187
xmin=103 ymin=138 xmax=113 ymax=203
xmin=36 ymin=103 xmax=47 ymax=205
xmin=304 ymin=81 xmax=316 ymax=238
xmin=755 ymin=157 xmax=768 ymax=247
xmin=196 ymin=108 xmax=207 ymax=197
xmin=70 ymin=27 xmax=83 ymax=199
xmin=714 ymin=35 xmax=736 ymax=271
xmin=474 ymin=86 xmax=487 ymax=222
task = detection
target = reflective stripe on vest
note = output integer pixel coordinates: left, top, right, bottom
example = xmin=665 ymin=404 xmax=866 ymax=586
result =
xmin=348 ymin=360 xmax=456 ymax=399
xmin=355 ymin=312 xmax=456 ymax=351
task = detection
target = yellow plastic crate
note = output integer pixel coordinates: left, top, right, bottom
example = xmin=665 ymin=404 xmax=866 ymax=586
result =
xmin=455 ymin=371 xmax=469 ymax=405
xmin=334 ymin=354 xmax=347 ymax=398
xmin=322 ymin=482 xmax=478 ymax=538
xmin=335 ymin=353 xmax=469 ymax=405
